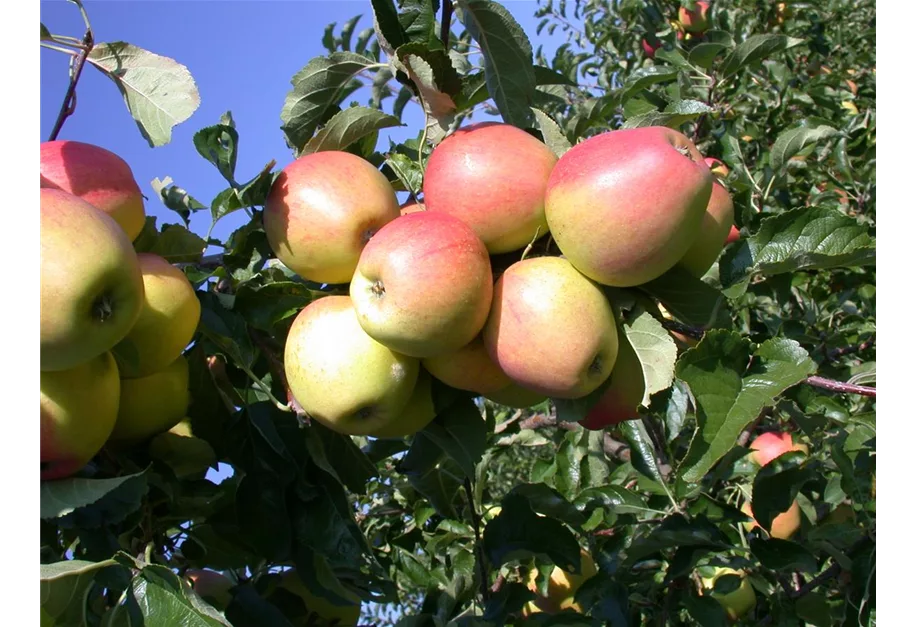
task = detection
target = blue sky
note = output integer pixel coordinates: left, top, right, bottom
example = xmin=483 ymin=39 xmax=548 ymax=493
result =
xmin=40 ymin=0 xmax=566 ymax=246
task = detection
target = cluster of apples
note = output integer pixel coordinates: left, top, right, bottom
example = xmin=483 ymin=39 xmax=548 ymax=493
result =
xmin=642 ymin=1 xmax=712 ymax=58
xmin=266 ymin=122 xmax=737 ymax=437
xmin=40 ymin=141 xmax=200 ymax=480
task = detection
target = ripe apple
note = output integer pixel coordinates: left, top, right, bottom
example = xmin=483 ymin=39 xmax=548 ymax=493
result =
xmin=41 ymin=351 xmax=120 ymax=480
xmin=483 ymin=383 xmax=548 ymax=408
xmin=400 ymin=200 xmax=425 ymax=215
xmin=579 ymin=335 xmax=645 ymax=429
xmin=422 ymin=335 xmax=513 ymax=395
xmin=187 ymin=569 xmax=234 ymax=610
xmin=350 ymin=212 xmax=493 ymax=358
xmin=749 ymin=432 xmax=809 ymax=467
xmin=263 ymin=151 xmax=400 ymax=285
xmin=366 ymin=369 xmax=437 ymax=438
xmin=109 ymin=356 xmax=190 ymax=442
xmin=284 ymin=296 xmax=420 ymax=435
xmin=523 ymin=549 xmax=598 ymax=614
xmin=741 ymin=500 xmax=802 ymax=540
xmin=271 ymin=571 xmax=361 ymax=626
xmin=41 ymin=189 xmax=144 ymax=372
xmin=423 ymin=122 xmax=557 ymax=254
xmin=642 ymin=38 xmax=659 ymax=58
xmin=114 ymin=253 xmax=201 ymax=378
xmin=725 ymin=225 xmax=741 ymax=244
xmin=701 ymin=567 xmax=757 ymax=621
xmin=484 ymin=256 xmax=619 ymax=399
xmin=677 ymin=158 xmax=736 ymax=277
xmin=40 ymin=140 xmax=147 ymax=241
xmin=544 ymin=127 xmax=713 ymax=287
xmin=678 ymin=1 xmax=710 ymax=34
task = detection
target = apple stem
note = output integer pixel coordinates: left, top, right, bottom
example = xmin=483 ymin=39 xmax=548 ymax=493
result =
xmin=48 ymin=25 xmax=94 ymax=142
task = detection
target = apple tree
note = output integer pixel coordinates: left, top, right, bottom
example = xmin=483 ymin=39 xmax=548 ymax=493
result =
xmin=40 ymin=0 xmax=875 ymax=625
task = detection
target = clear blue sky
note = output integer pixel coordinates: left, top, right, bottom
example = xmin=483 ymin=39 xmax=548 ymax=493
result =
xmin=40 ymin=0 xmax=565 ymax=246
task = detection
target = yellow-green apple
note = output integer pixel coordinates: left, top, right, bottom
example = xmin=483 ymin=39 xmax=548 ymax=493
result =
xmin=270 ymin=571 xmax=361 ymax=626
xmin=544 ymin=127 xmax=713 ymax=287
xmin=423 ymin=122 xmax=557 ymax=253
xmin=40 ymin=189 xmax=144 ymax=372
xmin=707 ymin=157 xmax=729 ymax=181
xmin=187 ymin=569 xmax=234 ymax=610
xmin=284 ymin=296 xmax=419 ymax=435
xmin=749 ymin=432 xmax=809 ymax=467
xmin=523 ymin=549 xmax=598 ymax=615
xmin=264 ymin=151 xmax=400 ymax=285
xmin=366 ymin=369 xmax=437 ymax=438
xmin=484 ymin=257 xmax=619 ymax=399
xmin=350 ymin=212 xmax=493 ymax=358
xmin=579 ymin=336 xmax=645 ymax=429
xmin=423 ymin=335 xmax=513 ymax=395
xmin=678 ymin=1 xmax=710 ymax=33
xmin=41 ymin=351 xmax=120 ymax=479
xmin=114 ymin=253 xmax=201 ymax=378
xmin=701 ymin=567 xmax=756 ymax=621
xmin=483 ymin=383 xmax=548 ymax=408
xmin=40 ymin=140 xmax=146 ymax=241
xmin=110 ymin=356 xmax=190 ymax=442
xmin=149 ymin=419 xmax=217 ymax=480
xmin=678 ymin=157 xmax=735 ymax=277
xmin=400 ymin=200 xmax=425 ymax=215
xmin=741 ymin=500 xmax=802 ymax=540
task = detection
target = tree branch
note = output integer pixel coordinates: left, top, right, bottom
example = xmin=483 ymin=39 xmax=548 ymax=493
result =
xmin=48 ymin=28 xmax=94 ymax=141
xmin=805 ymin=376 xmax=876 ymax=398
xmin=250 ymin=330 xmax=307 ymax=419
xmin=440 ymin=0 xmax=454 ymax=49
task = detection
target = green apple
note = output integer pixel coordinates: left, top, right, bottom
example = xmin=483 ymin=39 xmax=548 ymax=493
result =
xmin=701 ymin=567 xmax=757 ymax=622
xmin=523 ymin=549 xmax=598 ymax=615
xmin=544 ymin=127 xmax=712 ymax=287
xmin=41 ymin=351 xmax=120 ymax=480
xmin=263 ymin=151 xmax=401 ymax=285
xmin=115 ymin=253 xmax=201 ymax=378
xmin=40 ymin=140 xmax=147 ymax=241
xmin=40 ymin=189 xmax=144 ymax=371
xmin=423 ymin=335 xmax=513 ymax=395
xmin=422 ymin=122 xmax=557 ymax=253
xmin=109 ymin=356 xmax=190 ymax=442
xmin=350 ymin=212 xmax=493 ymax=358
xmin=366 ymin=369 xmax=437 ymax=438
xmin=483 ymin=383 xmax=547 ymax=408
xmin=270 ymin=571 xmax=361 ymax=626
xmin=284 ymin=296 xmax=419 ymax=435
xmin=678 ymin=157 xmax=735 ymax=277
xmin=483 ymin=256 xmax=619 ymax=399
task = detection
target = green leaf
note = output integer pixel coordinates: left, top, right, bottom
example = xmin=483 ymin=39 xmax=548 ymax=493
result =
xmin=150 ymin=177 xmax=206 ymax=224
xmin=280 ymin=52 xmax=375 ymax=153
xmin=384 ymin=152 xmax=423 ymax=196
xmin=303 ymin=424 xmax=377 ymax=494
xmin=134 ymin=219 xmax=207 ymax=263
xmin=399 ymin=53 xmax=457 ymax=144
xmin=41 ymin=559 xmax=121 ymax=625
xmin=720 ymin=207 xmax=876 ymax=288
xmin=41 ymin=471 xmax=147 ymax=520
xmin=688 ymin=43 xmax=730 ymax=70
xmin=574 ymin=485 xmax=655 ymax=517
xmin=210 ymin=161 xmax=277 ymax=224
xmin=340 ymin=14 xmax=362 ymax=51
xmin=458 ymin=0 xmax=536 ymax=128
xmin=618 ymin=420 xmax=666 ymax=486
xmin=676 ymin=333 xmax=817 ymax=483
xmin=41 ymin=23 xmax=53 ymax=41
xmin=370 ymin=0 xmax=407 ymax=55
xmin=405 ymin=458 xmax=463 ymax=519
xmin=719 ymin=34 xmax=805 ymax=78
xmin=132 ymin=565 xmax=229 ymax=626
xmin=623 ymin=100 xmax=714 ymax=129
xmin=399 ymin=0 xmax=439 ymax=47
xmin=420 ymin=396 xmax=488 ymax=479
xmin=639 ymin=264 xmax=727 ymax=328
xmin=750 ymin=537 xmax=818 ymax=573
xmin=624 ymin=310 xmax=678 ymax=405
xmin=505 ymin=483 xmax=588 ymax=527
xmin=770 ymin=124 xmax=839 ymax=171
xmin=624 ymin=514 xmax=732 ymax=564
xmin=532 ymin=107 xmax=571 ymax=157
xmin=483 ymin=493 xmax=581 ymax=571
xmin=198 ymin=292 xmax=257 ymax=368
xmin=87 ymin=42 xmax=200 ymax=147
xmin=302 ymin=105 xmax=401 ymax=154
xmin=751 ymin=451 xmax=816 ymax=530
xmin=193 ymin=122 xmax=239 ymax=183
xmin=617 ymin=66 xmax=680 ymax=104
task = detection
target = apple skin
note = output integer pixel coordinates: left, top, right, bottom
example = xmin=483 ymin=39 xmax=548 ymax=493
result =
xmin=725 ymin=225 xmax=741 ymax=244
xmin=114 ymin=254 xmax=201 ymax=378
xmin=484 ymin=256 xmax=619 ymax=399
xmin=579 ymin=335 xmax=645 ymax=430
xmin=423 ymin=335 xmax=513 ymax=395
xmin=678 ymin=1 xmax=710 ymax=34
xmin=741 ymin=500 xmax=802 ymax=540
xmin=109 ymin=356 xmax=190 ymax=442
xmin=523 ymin=549 xmax=598 ymax=615
xmin=285 ymin=296 xmax=420 ymax=435
xmin=41 ymin=189 xmax=145 ymax=372
xmin=366 ymin=369 xmax=437 ymax=438
xmin=187 ymin=569 xmax=234 ymax=610
xmin=678 ymin=158 xmax=736 ymax=277
xmin=544 ymin=127 xmax=713 ymax=287
xmin=399 ymin=200 xmax=425 ymax=215
xmin=483 ymin=383 xmax=548 ymax=408
xmin=41 ymin=351 xmax=120 ymax=480
xmin=272 ymin=571 xmax=361 ymax=626
xmin=40 ymin=140 xmax=146 ymax=242
xmin=263 ymin=151 xmax=400 ymax=285
xmin=749 ymin=432 xmax=809 ymax=467
xmin=423 ymin=122 xmax=557 ymax=254
xmin=350 ymin=212 xmax=493 ymax=358
xmin=642 ymin=38 xmax=658 ymax=58
xmin=701 ymin=567 xmax=756 ymax=622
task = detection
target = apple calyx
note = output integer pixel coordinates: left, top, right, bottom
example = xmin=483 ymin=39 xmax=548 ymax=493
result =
xmin=92 ymin=293 xmax=116 ymax=322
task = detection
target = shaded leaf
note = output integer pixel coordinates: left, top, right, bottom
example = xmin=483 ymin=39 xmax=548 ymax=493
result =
xmin=193 ymin=122 xmax=239 ymax=183
xmin=484 ymin=494 xmax=581 ymax=571
xmin=532 ymin=107 xmax=572 ymax=157
xmin=41 ymin=471 xmax=147 ymax=520
xmin=41 ymin=559 xmax=121 ymax=625
xmin=303 ymin=105 xmax=402 ymax=154
xmin=750 ymin=537 xmax=818 ymax=573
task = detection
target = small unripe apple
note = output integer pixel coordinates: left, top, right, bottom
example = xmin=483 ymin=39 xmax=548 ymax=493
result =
xmin=700 ymin=567 xmax=756 ymax=621
xmin=749 ymin=432 xmax=809 ymax=467
xmin=678 ymin=1 xmax=710 ymax=34
xmin=741 ymin=500 xmax=802 ymax=540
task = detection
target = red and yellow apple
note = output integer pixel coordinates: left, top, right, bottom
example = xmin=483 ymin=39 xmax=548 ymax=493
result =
xmin=423 ymin=335 xmax=513 ymax=395
xmin=701 ymin=567 xmax=756 ymax=621
xmin=749 ymin=432 xmax=809 ymax=467
xmin=366 ymin=369 xmax=437 ymax=438
xmin=110 ymin=356 xmax=190 ymax=442
xmin=678 ymin=157 xmax=736 ymax=277
xmin=678 ymin=1 xmax=710 ymax=34
xmin=741 ymin=500 xmax=802 ymax=540
xmin=579 ymin=335 xmax=645 ymax=429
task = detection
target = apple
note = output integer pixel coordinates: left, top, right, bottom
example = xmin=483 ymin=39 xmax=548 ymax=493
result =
xmin=422 ymin=335 xmax=513 ymax=395
xmin=149 ymin=419 xmax=217 ymax=480
xmin=41 ymin=189 xmax=145 ymax=372
xmin=678 ymin=157 xmax=736 ymax=277
xmin=741 ymin=500 xmax=802 ymax=540
xmin=678 ymin=1 xmax=710 ymax=34
xmin=40 ymin=140 xmax=147 ymax=241
xmin=109 ymin=356 xmax=190 ymax=442
xmin=350 ymin=212 xmax=493 ymax=358
xmin=187 ymin=569 xmax=234 ymax=610
xmin=400 ymin=200 xmax=425 ymax=215
xmin=523 ymin=549 xmax=598 ymax=614
xmin=483 ymin=256 xmax=619 ymax=399
xmin=263 ymin=151 xmax=401 ymax=285
xmin=366 ymin=369 xmax=437 ymax=438
xmin=483 ymin=383 xmax=548 ymax=408
xmin=642 ymin=38 xmax=659 ymax=58
xmin=706 ymin=157 xmax=730 ymax=181
xmin=544 ymin=127 xmax=713 ymax=287
xmin=271 ymin=571 xmax=361 ymax=626
xmin=701 ymin=567 xmax=756 ymax=621
xmin=284 ymin=295 xmax=420 ymax=435
xmin=114 ymin=253 xmax=201 ymax=378
xmin=423 ymin=122 xmax=557 ymax=254
xmin=725 ymin=225 xmax=741 ymax=244
xmin=41 ymin=351 xmax=120 ymax=480
xmin=579 ymin=335 xmax=646 ymax=429
xmin=749 ymin=432 xmax=809 ymax=467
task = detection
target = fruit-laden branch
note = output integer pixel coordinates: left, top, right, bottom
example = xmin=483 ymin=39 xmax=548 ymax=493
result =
xmin=441 ymin=0 xmax=454 ymax=48
xmin=48 ymin=28 xmax=94 ymax=141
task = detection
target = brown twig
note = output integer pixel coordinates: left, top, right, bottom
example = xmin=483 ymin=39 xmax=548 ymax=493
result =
xmin=659 ymin=318 xmax=705 ymax=340
xmin=491 ymin=572 xmax=506 ymax=594
xmin=48 ymin=28 xmax=94 ymax=141
xmin=805 ymin=376 xmax=876 ymax=398
xmin=440 ymin=0 xmax=453 ymax=49
xmin=827 ymin=335 xmax=875 ymax=361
